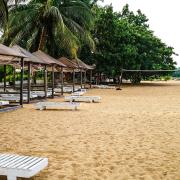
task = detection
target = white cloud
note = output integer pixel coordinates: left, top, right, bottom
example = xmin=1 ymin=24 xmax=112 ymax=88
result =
xmin=98 ymin=0 xmax=180 ymax=66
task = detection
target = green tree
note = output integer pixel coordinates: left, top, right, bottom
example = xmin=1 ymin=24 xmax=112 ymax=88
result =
xmin=80 ymin=4 xmax=176 ymax=84
xmin=119 ymin=5 xmax=176 ymax=82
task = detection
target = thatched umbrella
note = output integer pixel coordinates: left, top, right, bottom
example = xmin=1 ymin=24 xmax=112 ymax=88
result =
xmin=72 ymin=58 xmax=95 ymax=88
xmin=57 ymin=57 xmax=79 ymax=92
xmin=33 ymin=50 xmax=66 ymax=97
xmin=0 ymin=44 xmax=27 ymax=105
xmin=12 ymin=45 xmax=50 ymax=102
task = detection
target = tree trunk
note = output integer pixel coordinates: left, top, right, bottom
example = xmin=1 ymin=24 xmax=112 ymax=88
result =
xmin=113 ymin=77 xmax=116 ymax=84
xmin=38 ymin=27 xmax=47 ymax=50
xmin=99 ymin=73 xmax=102 ymax=84
xmin=117 ymin=69 xmax=123 ymax=90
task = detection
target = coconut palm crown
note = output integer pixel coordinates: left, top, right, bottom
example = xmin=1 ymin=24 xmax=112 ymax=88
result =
xmin=1 ymin=0 xmax=94 ymax=57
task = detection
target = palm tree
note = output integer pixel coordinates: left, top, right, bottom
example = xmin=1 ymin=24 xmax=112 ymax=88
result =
xmin=0 ymin=0 xmax=8 ymax=29
xmin=2 ymin=0 xmax=94 ymax=57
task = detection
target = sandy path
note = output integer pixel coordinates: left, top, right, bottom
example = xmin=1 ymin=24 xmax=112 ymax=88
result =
xmin=1 ymin=81 xmax=180 ymax=179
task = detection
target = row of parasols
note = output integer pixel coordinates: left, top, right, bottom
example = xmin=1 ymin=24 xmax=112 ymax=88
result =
xmin=0 ymin=44 xmax=95 ymax=106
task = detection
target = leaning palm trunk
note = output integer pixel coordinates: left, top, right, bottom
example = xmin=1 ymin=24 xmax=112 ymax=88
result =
xmin=1 ymin=0 xmax=94 ymax=57
xmin=38 ymin=27 xmax=47 ymax=50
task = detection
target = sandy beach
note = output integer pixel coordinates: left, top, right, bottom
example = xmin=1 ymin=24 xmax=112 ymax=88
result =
xmin=1 ymin=81 xmax=180 ymax=180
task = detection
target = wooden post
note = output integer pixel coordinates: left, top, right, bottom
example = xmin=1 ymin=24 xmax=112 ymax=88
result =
xmin=44 ymin=65 xmax=47 ymax=98
xmin=20 ymin=58 xmax=24 ymax=106
xmin=80 ymin=70 xmax=83 ymax=89
xmin=4 ymin=65 xmax=6 ymax=92
xmin=33 ymin=71 xmax=37 ymax=85
xmin=52 ymin=65 xmax=55 ymax=98
xmin=73 ymin=69 xmax=75 ymax=92
xmin=90 ymin=70 xmax=92 ymax=88
xmin=61 ymin=67 xmax=64 ymax=95
xmin=84 ymin=71 xmax=87 ymax=89
xmin=27 ymin=62 xmax=31 ymax=103
xmin=13 ymin=66 xmax=16 ymax=89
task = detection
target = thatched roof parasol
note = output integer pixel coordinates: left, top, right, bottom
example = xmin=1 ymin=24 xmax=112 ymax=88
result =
xmin=0 ymin=44 xmax=27 ymax=58
xmin=12 ymin=45 xmax=49 ymax=65
xmin=33 ymin=50 xmax=66 ymax=67
xmin=0 ymin=44 xmax=27 ymax=64
xmin=57 ymin=57 xmax=78 ymax=69
xmin=72 ymin=58 xmax=95 ymax=70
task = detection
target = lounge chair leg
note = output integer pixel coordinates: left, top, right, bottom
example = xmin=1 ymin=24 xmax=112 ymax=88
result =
xmin=40 ymin=106 xmax=45 ymax=110
xmin=7 ymin=175 xmax=16 ymax=180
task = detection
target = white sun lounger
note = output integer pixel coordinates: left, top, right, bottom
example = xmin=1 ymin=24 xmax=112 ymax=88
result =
xmin=71 ymin=89 xmax=87 ymax=96
xmin=0 ymin=97 xmax=19 ymax=102
xmin=35 ymin=102 xmax=80 ymax=110
xmin=65 ymin=96 xmax=101 ymax=103
xmin=64 ymin=87 xmax=80 ymax=93
xmin=55 ymin=87 xmax=81 ymax=93
xmin=71 ymin=91 xmax=85 ymax=96
xmin=0 ymin=94 xmax=37 ymax=102
xmin=0 ymin=101 xmax=9 ymax=106
xmin=93 ymin=85 xmax=115 ymax=89
xmin=79 ymin=89 xmax=87 ymax=92
xmin=0 ymin=153 xmax=48 ymax=180
xmin=0 ymin=96 xmax=28 ymax=102
xmin=1 ymin=94 xmax=37 ymax=99
xmin=31 ymin=91 xmax=52 ymax=98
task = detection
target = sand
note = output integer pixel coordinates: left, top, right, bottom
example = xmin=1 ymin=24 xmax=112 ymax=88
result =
xmin=1 ymin=81 xmax=180 ymax=180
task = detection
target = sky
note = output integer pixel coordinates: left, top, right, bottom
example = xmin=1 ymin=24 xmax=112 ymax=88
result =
xmin=98 ymin=0 xmax=180 ymax=66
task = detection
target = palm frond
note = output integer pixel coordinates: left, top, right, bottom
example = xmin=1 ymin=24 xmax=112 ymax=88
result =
xmin=60 ymin=1 xmax=94 ymax=29
xmin=1 ymin=0 xmax=94 ymax=57
xmin=0 ymin=0 xmax=8 ymax=29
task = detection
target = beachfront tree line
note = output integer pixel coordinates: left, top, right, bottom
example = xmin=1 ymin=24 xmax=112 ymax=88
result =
xmin=0 ymin=1 xmax=177 ymax=83
xmin=79 ymin=4 xmax=176 ymax=83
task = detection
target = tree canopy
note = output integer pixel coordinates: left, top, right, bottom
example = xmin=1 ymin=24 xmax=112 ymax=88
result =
xmin=0 ymin=2 xmax=177 ymax=83
xmin=1 ymin=0 xmax=95 ymax=58
xmin=79 ymin=4 xmax=177 ymax=83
